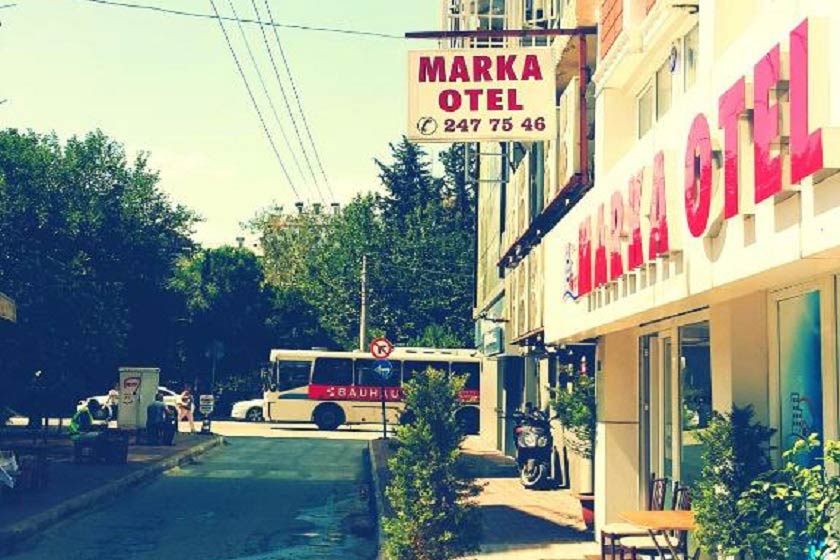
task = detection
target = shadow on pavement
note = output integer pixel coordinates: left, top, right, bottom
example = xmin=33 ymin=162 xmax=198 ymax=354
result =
xmin=478 ymin=504 xmax=591 ymax=547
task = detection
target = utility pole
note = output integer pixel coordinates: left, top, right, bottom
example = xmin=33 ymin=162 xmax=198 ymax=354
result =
xmin=359 ymin=254 xmax=368 ymax=351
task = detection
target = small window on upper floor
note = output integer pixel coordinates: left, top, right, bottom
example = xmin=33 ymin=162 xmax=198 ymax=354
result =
xmin=656 ymin=57 xmax=673 ymax=119
xmin=684 ymin=24 xmax=699 ymax=91
xmin=638 ymin=81 xmax=654 ymax=138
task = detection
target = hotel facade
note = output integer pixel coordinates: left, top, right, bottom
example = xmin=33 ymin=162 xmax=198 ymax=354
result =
xmin=443 ymin=0 xmax=840 ymax=537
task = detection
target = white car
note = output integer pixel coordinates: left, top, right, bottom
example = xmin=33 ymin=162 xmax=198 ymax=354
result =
xmin=76 ymin=386 xmax=181 ymax=419
xmin=231 ymin=399 xmax=265 ymax=422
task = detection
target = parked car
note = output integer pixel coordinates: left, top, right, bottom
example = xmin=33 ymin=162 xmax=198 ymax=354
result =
xmin=212 ymin=389 xmax=262 ymax=418
xmin=230 ymin=399 xmax=265 ymax=422
xmin=77 ymin=386 xmax=181 ymax=420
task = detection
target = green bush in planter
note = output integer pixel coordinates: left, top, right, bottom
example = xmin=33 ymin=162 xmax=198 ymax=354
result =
xmin=383 ymin=367 xmax=481 ymax=560
xmin=551 ymin=369 xmax=596 ymax=460
xmin=737 ymin=435 xmax=840 ymax=560
xmin=694 ymin=405 xmax=774 ymax=559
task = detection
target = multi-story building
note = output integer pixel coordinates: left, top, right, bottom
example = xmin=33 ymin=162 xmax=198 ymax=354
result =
xmin=542 ymin=0 xmax=840 ymax=536
xmin=442 ymin=0 xmax=598 ymax=461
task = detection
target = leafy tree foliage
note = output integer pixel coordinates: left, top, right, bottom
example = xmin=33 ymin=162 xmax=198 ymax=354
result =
xmin=254 ymin=139 xmax=476 ymax=350
xmin=383 ymin=368 xmax=481 ymax=560
xmin=0 ymin=129 xmax=196 ymax=415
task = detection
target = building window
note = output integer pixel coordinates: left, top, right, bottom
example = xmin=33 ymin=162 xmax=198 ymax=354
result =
xmin=684 ymin=24 xmax=699 ymax=91
xmin=655 ymin=57 xmax=673 ymax=119
xmin=523 ymin=0 xmax=560 ymax=46
xmin=638 ymin=81 xmax=654 ymax=138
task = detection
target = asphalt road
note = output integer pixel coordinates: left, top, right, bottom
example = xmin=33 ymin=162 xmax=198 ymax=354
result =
xmin=9 ymin=430 xmax=377 ymax=560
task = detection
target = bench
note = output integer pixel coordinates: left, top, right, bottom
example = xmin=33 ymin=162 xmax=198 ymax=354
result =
xmin=73 ymin=430 xmax=129 ymax=464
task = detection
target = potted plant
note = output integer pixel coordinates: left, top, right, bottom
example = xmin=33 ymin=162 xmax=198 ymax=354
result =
xmin=694 ymin=405 xmax=774 ymax=560
xmin=552 ymin=367 xmax=596 ymax=529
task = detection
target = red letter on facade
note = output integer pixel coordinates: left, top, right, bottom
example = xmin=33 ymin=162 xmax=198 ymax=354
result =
xmin=790 ymin=19 xmax=824 ymax=185
xmin=578 ymin=217 xmax=592 ymax=297
xmin=439 ymin=90 xmax=462 ymax=112
xmin=685 ymin=114 xmax=713 ymax=237
xmin=609 ymin=190 xmax=625 ymax=281
xmin=521 ymin=54 xmax=543 ymax=81
xmin=594 ymin=204 xmax=608 ymax=289
xmin=449 ymin=56 xmax=470 ymax=82
xmin=627 ymin=171 xmax=644 ymax=270
xmin=718 ymin=78 xmax=745 ymax=219
xmin=754 ymin=44 xmax=782 ymax=203
xmin=473 ymin=55 xmax=493 ymax=82
xmin=649 ymin=152 xmax=669 ymax=259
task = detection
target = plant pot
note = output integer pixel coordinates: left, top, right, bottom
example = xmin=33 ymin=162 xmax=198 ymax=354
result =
xmin=574 ymin=492 xmax=595 ymax=530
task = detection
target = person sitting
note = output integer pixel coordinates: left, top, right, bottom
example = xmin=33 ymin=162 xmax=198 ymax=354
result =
xmin=70 ymin=400 xmax=106 ymax=462
xmin=146 ymin=392 xmax=169 ymax=445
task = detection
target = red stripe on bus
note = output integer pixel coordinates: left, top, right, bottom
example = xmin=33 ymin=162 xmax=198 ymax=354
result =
xmin=307 ymin=384 xmax=480 ymax=404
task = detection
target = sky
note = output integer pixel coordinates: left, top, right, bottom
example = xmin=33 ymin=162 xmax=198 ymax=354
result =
xmin=0 ymin=0 xmax=439 ymax=246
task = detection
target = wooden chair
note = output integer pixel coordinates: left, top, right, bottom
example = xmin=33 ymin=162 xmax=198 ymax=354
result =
xmin=599 ymin=474 xmax=670 ymax=559
xmin=620 ymin=484 xmax=692 ymax=560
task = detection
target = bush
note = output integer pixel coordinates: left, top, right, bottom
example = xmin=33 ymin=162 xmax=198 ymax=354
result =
xmin=383 ymin=367 xmax=480 ymax=560
xmin=552 ymin=368 xmax=596 ymax=459
xmin=694 ymin=405 xmax=774 ymax=558
xmin=738 ymin=435 xmax=840 ymax=560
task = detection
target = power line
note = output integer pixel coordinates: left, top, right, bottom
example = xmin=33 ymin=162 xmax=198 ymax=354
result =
xmin=224 ymin=0 xmax=314 ymax=198
xmin=263 ymin=0 xmax=334 ymax=200
xmin=208 ymin=0 xmax=299 ymax=200
xmin=250 ymin=0 xmax=324 ymax=201
xmin=81 ymin=0 xmax=403 ymax=40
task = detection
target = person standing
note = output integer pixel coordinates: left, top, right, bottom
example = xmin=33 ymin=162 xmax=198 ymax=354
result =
xmin=106 ymin=383 xmax=119 ymax=422
xmin=177 ymin=384 xmax=195 ymax=433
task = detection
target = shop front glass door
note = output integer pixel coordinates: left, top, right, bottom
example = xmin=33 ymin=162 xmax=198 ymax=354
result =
xmin=678 ymin=321 xmax=712 ymax=487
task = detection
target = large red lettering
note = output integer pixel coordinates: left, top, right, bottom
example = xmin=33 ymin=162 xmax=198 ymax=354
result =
xmin=439 ymin=90 xmax=461 ymax=112
xmin=594 ymin=204 xmax=608 ymax=289
xmin=473 ymin=56 xmax=493 ymax=82
xmin=719 ymin=78 xmax=745 ymax=219
xmin=609 ymin=191 xmax=625 ymax=282
xmin=627 ymin=172 xmax=644 ymax=270
xmin=685 ymin=115 xmax=713 ymax=238
xmin=578 ymin=217 xmax=592 ymax=297
xmin=418 ymin=56 xmax=446 ymax=82
xmin=790 ymin=19 xmax=824 ymax=185
xmin=464 ymin=89 xmax=484 ymax=110
xmin=754 ymin=44 xmax=782 ymax=203
xmin=521 ymin=54 xmax=543 ymax=81
xmin=649 ymin=152 xmax=669 ymax=259
xmin=496 ymin=55 xmax=517 ymax=80
xmin=449 ymin=56 xmax=470 ymax=82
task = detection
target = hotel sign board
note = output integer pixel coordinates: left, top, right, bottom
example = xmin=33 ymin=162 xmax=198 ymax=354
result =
xmin=0 ymin=293 xmax=16 ymax=323
xmin=407 ymin=48 xmax=556 ymax=142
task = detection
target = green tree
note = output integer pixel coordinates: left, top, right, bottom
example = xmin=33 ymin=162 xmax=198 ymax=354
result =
xmin=0 ymin=129 xmax=195 ymax=415
xmin=384 ymin=368 xmax=481 ymax=560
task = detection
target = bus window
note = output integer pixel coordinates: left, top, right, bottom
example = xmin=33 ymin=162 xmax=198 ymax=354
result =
xmin=276 ymin=360 xmax=311 ymax=391
xmin=355 ymin=359 xmax=401 ymax=387
xmin=403 ymin=361 xmax=449 ymax=384
xmin=312 ymin=357 xmax=353 ymax=386
xmin=451 ymin=362 xmax=480 ymax=391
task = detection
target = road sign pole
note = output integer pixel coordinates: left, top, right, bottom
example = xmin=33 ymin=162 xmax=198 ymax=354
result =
xmin=381 ymin=376 xmax=387 ymax=439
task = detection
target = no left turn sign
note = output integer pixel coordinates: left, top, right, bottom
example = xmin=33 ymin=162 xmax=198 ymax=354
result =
xmin=369 ymin=337 xmax=394 ymax=359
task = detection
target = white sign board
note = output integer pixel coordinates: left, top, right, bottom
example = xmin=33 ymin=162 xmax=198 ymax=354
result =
xmin=407 ymin=48 xmax=556 ymax=143
xmin=199 ymin=394 xmax=215 ymax=415
xmin=117 ymin=367 xmax=159 ymax=429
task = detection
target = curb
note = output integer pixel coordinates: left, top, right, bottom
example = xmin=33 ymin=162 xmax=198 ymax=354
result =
xmin=367 ymin=439 xmax=389 ymax=560
xmin=0 ymin=435 xmax=224 ymax=554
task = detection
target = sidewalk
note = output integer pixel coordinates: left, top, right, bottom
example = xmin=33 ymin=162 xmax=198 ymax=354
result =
xmin=369 ymin=436 xmax=598 ymax=560
xmin=0 ymin=430 xmax=223 ymax=554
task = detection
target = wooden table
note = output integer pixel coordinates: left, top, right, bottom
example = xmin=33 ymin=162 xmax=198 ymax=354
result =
xmin=619 ymin=511 xmax=696 ymax=559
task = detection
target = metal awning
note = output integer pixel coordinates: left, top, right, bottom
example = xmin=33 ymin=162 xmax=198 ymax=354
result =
xmin=0 ymin=292 xmax=16 ymax=323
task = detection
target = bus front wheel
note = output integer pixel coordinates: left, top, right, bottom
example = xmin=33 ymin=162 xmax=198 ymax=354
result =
xmin=313 ymin=404 xmax=344 ymax=431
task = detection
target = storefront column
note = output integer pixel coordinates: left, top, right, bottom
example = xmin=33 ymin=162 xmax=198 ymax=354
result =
xmin=479 ymin=357 xmax=501 ymax=451
xmin=709 ymin=292 xmax=770 ymax=426
xmin=595 ymin=329 xmax=640 ymax=535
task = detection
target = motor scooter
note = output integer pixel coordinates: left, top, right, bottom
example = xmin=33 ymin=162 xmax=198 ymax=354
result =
xmin=512 ymin=404 xmax=561 ymax=489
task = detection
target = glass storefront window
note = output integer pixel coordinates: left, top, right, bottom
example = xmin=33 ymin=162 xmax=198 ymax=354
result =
xmin=679 ymin=321 xmax=712 ymax=487
xmin=684 ymin=24 xmax=699 ymax=90
xmin=656 ymin=58 xmax=673 ymax=119
xmin=638 ymin=82 xmax=654 ymax=138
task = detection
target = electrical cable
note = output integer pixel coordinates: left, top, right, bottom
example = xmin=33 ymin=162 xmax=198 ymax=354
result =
xmin=250 ymin=0 xmax=324 ymax=201
xmin=208 ymin=0 xmax=300 ymax=200
xmin=262 ymin=0 xmax=334 ymax=200
xmin=224 ymin=0 xmax=316 ymax=198
xmin=81 ymin=0 xmax=403 ymax=40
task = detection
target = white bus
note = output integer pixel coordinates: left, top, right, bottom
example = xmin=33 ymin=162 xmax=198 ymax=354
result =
xmin=263 ymin=348 xmax=481 ymax=432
